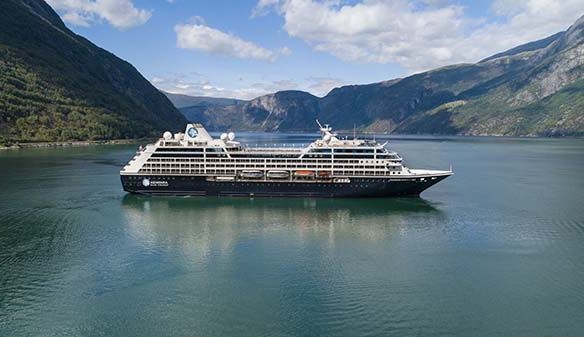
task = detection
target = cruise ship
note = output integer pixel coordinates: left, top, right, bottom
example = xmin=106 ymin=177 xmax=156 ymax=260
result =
xmin=120 ymin=122 xmax=452 ymax=197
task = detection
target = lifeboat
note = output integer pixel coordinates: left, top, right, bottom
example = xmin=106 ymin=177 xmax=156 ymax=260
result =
xmin=267 ymin=170 xmax=290 ymax=179
xmin=317 ymin=171 xmax=331 ymax=178
xmin=240 ymin=170 xmax=264 ymax=179
xmin=293 ymin=170 xmax=315 ymax=178
xmin=215 ymin=176 xmax=235 ymax=181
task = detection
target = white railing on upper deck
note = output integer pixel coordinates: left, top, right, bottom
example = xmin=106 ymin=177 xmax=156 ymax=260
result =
xmin=238 ymin=144 xmax=307 ymax=152
xmin=245 ymin=143 xmax=308 ymax=148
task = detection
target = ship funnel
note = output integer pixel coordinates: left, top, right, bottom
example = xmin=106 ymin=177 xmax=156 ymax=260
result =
xmin=184 ymin=123 xmax=213 ymax=142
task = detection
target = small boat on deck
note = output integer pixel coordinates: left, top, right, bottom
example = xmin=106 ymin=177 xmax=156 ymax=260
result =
xmin=267 ymin=170 xmax=290 ymax=179
xmin=294 ymin=170 xmax=315 ymax=178
xmin=240 ymin=170 xmax=264 ymax=179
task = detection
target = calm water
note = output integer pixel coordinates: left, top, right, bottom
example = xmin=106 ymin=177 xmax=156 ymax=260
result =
xmin=1 ymin=134 xmax=583 ymax=337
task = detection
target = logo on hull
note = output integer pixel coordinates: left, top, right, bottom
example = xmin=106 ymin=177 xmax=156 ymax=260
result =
xmin=141 ymin=178 xmax=168 ymax=187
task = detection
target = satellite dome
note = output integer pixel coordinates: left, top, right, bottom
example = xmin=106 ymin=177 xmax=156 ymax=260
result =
xmin=227 ymin=132 xmax=235 ymax=141
xmin=220 ymin=133 xmax=228 ymax=140
xmin=163 ymin=131 xmax=172 ymax=140
xmin=323 ymin=134 xmax=332 ymax=142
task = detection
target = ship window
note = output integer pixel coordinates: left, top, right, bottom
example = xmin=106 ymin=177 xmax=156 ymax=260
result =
xmin=310 ymin=148 xmax=332 ymax=153
xmin=155 ymin=148 xmax=204 ymax=152
xmin=334 ymin=148 xmax=375 ymax=154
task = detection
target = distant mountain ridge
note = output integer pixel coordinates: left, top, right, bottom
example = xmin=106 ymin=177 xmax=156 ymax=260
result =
xmin=173 ymin=15 xmax=584 ymax=136
xmin=163 ymin=91 xmax=244 ymax=109
xmin=1 ymin=0 xmax=581 ymax=141
xmin=0 ymin=0 xmax=186 ymax=143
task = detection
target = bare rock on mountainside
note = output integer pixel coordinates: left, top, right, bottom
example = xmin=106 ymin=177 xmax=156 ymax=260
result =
xmin=173 ymin=14 xmax=584 ymax=137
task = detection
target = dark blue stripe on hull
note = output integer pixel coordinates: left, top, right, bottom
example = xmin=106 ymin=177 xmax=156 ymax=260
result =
xmin=121 ymin=175 xmax=449 ymax=198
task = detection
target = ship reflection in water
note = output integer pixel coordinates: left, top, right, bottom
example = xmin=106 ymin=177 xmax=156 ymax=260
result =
xmin=121 ymin=195 xmax=444 ymax=263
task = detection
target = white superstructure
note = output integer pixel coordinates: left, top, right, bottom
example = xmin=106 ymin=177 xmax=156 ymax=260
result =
xmin=121 ymin=122 xmax=449 ymax=179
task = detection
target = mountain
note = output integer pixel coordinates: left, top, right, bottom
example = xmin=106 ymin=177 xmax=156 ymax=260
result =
xmin=181 ymin=90 xmax=321 ymax=131
xmin=163 ymin=91 xmax=244 ymax=109
xmin=0 ymin=0 xmax=187 ymax=143
xmin=162 ymin=91 xmax=247 ymax=128
xmin=181 ymin=15 xmax=584 ymax=136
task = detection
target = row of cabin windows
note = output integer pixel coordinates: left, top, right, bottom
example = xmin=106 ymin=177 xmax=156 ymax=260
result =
xmin=155 ymin=147 xmax=228 ymax=152
xmin=138 ymin=168 xmax=397 ymax=176
xmin=332 ymin=149 xmax=375 ymax=153
xmin=144 ymin=164 xmax=390 ymax=170
xmin=153 ymin=149 xmax=397 ymax=158
xmin=151 ymin=153 xmax=229 ymax=158
xmin=152 ymin=153 xmax=391 ymax=159
xmin=304 ymin=154 xmax=400 ymax=159
xmin=157 ymin=147 xmax=381 ymax=154
xmin=155 ymin=146 xmax=397 ymax=156
xmin=147 ymin=159 xmax=388 ymax=164
xmin=156 ymin=148 xmax=204 ymax=152
xmin=143 ymin=162 xmax=389 ymax=169
xmin=147 ymin=157 xmax=390 ymax=164
xmin=310 ymin=148 xmax=390 ymax=154
xmin=129 ymin=175 xmax=398 ymax=182
xmin=229 ymin=154 xmax=301 ymax=158
xmin=145 ymin=160 xmax=390 ymax=166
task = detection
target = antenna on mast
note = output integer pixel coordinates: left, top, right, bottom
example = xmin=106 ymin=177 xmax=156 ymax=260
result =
xmin=316 ymin=119 xmax=332 ymax=134
xmin=353 ymin=124 xmax=356 ymax=140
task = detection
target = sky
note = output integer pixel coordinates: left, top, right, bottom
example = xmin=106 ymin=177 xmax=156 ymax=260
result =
xmin=45 ymin=0 xmax=584 ymax=100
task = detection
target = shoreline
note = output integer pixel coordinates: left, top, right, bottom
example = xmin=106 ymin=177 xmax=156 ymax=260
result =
xmin=0 ymin=138 xmax=152 ymax=150
xmin=2 ymin=132 xmax=581 ymax=150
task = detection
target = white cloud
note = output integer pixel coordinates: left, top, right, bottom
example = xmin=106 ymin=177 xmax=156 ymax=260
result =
xmin=175 ymin=22 xmax=279 ymax=62
xmin=255 ymin=0 xmax=584 ymax=71
xmin=61 ymin=10 xmax=92 ymax=27
xmin=307 ymin=76 xmax=344 ymax=96
xmin=279 ymin=46 xmax=293 ymax=56
xmin=151 ymin=73 xmax=307 ymax=100
xmin=469 ymin=0 xmax=584 ymax=55
xmin=46 ymin=0 xmax=152 ymax=29
xmin=152 ymin=73 xmax=346 ymax=99
xmin=251 ymin=0 xmax=282 ymax=17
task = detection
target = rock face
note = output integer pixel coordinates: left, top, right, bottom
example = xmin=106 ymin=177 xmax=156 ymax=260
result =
xmin=0 ymin=0 xmax=186 ymax=142
xmin=174 ymin=91 xmax=320 ymax=132
xmin=178 ymin=15 xmax=584 ymax=136
xmin=243 ymin=91 xmax=320 ymax=131
xmin=163 ymin=92 xmax=243 ymax=109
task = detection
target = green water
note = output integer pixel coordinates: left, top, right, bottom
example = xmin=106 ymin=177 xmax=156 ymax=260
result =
xmin=1 ymin=135 xmax=583 ymax=336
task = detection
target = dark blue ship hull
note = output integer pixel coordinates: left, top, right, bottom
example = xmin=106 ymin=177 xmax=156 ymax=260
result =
xmin=121 ymin=174 xmax=450 ymax=198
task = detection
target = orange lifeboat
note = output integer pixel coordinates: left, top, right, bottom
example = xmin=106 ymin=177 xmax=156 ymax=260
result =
xmin=293 ymin=170 xmax=315 ymax=178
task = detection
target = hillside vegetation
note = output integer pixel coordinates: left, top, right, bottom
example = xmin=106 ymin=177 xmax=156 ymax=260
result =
xmin=0 ymin=0 xmax=186 ymax=144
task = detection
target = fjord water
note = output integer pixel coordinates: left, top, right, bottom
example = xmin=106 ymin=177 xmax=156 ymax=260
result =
xmin=1 ymin=135 xmax=583 ymax=337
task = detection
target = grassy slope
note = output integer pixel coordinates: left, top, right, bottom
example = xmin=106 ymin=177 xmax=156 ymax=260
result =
xmin=0 ymin=0 xmax=186 ymax=144
xmin=397 ymin=79 xmax=584 ymax=136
